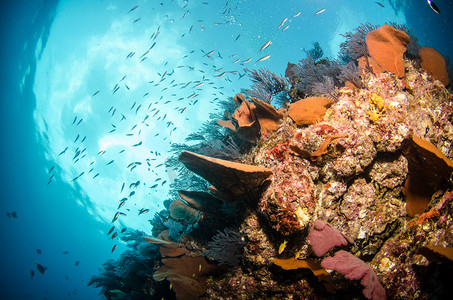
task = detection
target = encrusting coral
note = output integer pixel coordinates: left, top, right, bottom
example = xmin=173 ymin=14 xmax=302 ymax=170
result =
xmin=90 ymin=24 xmax=453 ymax=300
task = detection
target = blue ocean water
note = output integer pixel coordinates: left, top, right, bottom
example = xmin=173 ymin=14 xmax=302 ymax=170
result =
xmin=0 ymin=0 xmax=451 ymax=299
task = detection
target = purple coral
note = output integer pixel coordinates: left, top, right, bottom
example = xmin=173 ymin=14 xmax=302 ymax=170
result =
xmin=321 ymin=250 xmax=386 ymax=300
xmin=309 ymin=220 xmax=353 ymax=257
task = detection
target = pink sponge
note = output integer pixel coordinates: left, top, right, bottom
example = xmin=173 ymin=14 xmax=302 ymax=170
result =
xmin=321 ymin=250 xmax=386 ymax=300
xmin=309 ymin=220 xmax=353 ymax=257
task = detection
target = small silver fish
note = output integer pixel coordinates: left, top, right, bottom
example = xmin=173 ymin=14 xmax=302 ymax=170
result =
xmin=315 ymin=8 xmax=326 ymax=15
xmin=277 ymin=17 xmax=288 ymax=30
xmin=242 ymin=57 xmax=252 ymax=63
xmin=215 ymin=72 xmax=226 ymax=78
xmin=204 ymin=50 xmax=215 ymax=56
xmin=256 ymin=55 xmax=270 ymax=63
xmin=282 ymin=25 xmax=289 ymax=31
xmin=259 ymin=40 xmax=272 ymax=52
xmin=128 ymin=5 xmax=138 ymax=13
xmin=138 ymin=208 xmax=150 ymax=215
xmin=293 ymin=11 xmax=301 ymax=17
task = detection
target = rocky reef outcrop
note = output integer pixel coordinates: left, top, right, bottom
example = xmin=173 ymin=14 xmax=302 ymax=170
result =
xmin=159 ymin=25 xmax=453 ymax=300
xmin=91 ymin=24 xmax=453 ymax=300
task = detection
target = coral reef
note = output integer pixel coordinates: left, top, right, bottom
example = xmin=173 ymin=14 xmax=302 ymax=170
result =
xmin=90 ymin=24 xmax=453 ymax=300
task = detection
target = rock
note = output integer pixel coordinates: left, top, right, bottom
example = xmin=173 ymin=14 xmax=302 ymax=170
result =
xmin=258 ymin=155 xmax=316 ymax=235
xmin=288 ymin=97 xmax=334 ymax=126
xmin=366 ymin=24 xmax=410 ymax=78
xmin=178 ymin=151 xmax=272 ymax=202
xmin=419 ymin=46 xmax=449 ymax=86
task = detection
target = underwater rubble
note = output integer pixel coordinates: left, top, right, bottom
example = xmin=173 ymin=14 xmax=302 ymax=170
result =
xmin=90 ymin=24 xmax=453 ymax=300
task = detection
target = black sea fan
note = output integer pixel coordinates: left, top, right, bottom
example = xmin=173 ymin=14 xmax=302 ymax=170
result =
xmin=339 ymin=22 xmax=378 ymax=63
xmin=192 ymin=136 xmax=242 ymax=161
xmin=163 ymin=219 xmax=185 ymax=242
xmin=204 ymin=227 xmax=246 ymax=267
xmin=338 ymin=61 xmax=363 ymax=88
xmin=185 ymin=119 xmax=226 ymax=142
xmin=312 ymin=76 xmax=338 ymax=100
xmin=303 ymin=42 xmax=323 ymax=62
xmin=89 ymin=230 xmax=160 ymax=299
xmin=273 ymin=91 xmax=291 ymax=108
xmin=243 ymin=68 xmax=289 ymax=104
xmin=88 ymin=260 xmax=122 ymax=294
xmin=115 ymin=250 xmax=153 ymax=278
xmin=291 ymin=55 xmax=341 ymax=99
